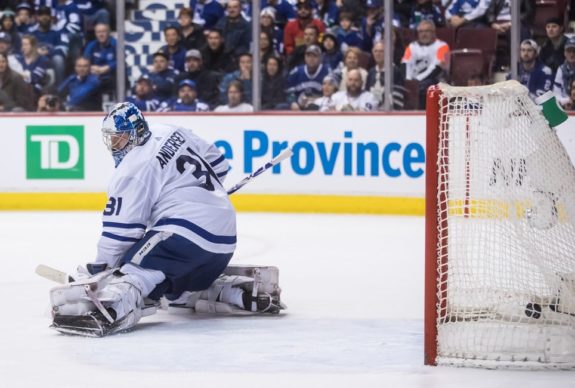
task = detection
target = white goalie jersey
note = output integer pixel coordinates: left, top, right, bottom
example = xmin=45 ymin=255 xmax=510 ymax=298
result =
xmin=95 ymin=124 xmax=236 ymax=267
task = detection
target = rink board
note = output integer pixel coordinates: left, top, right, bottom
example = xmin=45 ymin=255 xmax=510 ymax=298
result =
xmin=1 ymin=112 xmax=574 ymax=213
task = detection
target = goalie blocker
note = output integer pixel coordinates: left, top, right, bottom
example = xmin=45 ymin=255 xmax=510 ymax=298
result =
xmin=50 ymin=265 xmax=286 ymax=337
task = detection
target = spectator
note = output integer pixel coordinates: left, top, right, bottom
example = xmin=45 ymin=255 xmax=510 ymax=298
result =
xmin=215 ymin=80 xmax=254 ymax=112
xmin=286 ymin=44 xmax=331 ymax=110
xmin=15 ymin=2 xmax=35 ymax=34
xmin=287 ymin=24 xmax=320 ymax=69
xmin=29 ymin=6 xmax=67 ymax=85
xmin=127 ymin=76 xmax=160 ymax=112
xmin=159 ymin=79 xmax=210 ymax=112
xmin=334 ymin=12 xmax=363 ymax=53
xmin=258 ymin=30 xmax=279 ymax=68
xmin=177 ymin=7 xmax=206 ymax=50
xmin=409 ymin=0 xmax=445 ymax=29
xmin=83 ymin=22 xmax=116 ymax=93
xmin=260 ymin=7 xmax=284 ymax=54
xmin=322 ymin=30 xmax=342 ymax=71
xmin=57 ymin=56 xmax=102 ymax=111
xmin=366 ymin=41 xmax=405 ymax=110
xmin=201 ymin=29 xmax=235 ymax=74
xmin=563 ymin=78 xmax=575 ymax=111
xmin=331 ymin=68 xmax=378 ymax=111
xmin=219 ymin=51 xmax=253 ymax=105
xmin=175 ymin=49 xmax=220 ymax=108
xmin=402 ymin=20 xmax=449 ymax=108
xmin=0 ymin=32 xmax=25 ymax=76
xmin=312 ymin=74 xmax=338 ymax=111
xmin=0 ymin=52 xmax=34 ymax=111
xmin=553 ymin=37 xmax=575 ymax=108
xmin=445 ymin=0 xmax=490 ymax=28
xmin=189 ymin=0 xmax=225 ymax=31
xmin=17 ymin=34 xmax=51 ymax=99
xmin=75 ymin=0 xmax=111 ymax=32
xmin=283 ymin=0 xmax=326 ymax=56
xmin=1 ymin=10 xmax=22 ymax=53
xmin=486 ymin=0 xmax=534 ymax=69
xmin=37 ymin=92 xmax=62 ymax=112
xmin=333 ymin=47 xmax=368 ymax=92
xmin=146 ymin=51 xmax=179 ymax=102
xmin=315 ymin=0 xmax=339 ymax=28
xmin=539 ymin=17 xmax=568 ymax=76
xmin=510 ymin=39 xmax=553 ymax=100
xmin=261 ymin=55 xmax=287 ymax=110
xmin=158 ymin=25 xmax=187 ymax=73
xmin=54 ymin=0 xmax=84 ymax=64
xmin=262 ymin=0 xmax=296 ymax=28
xmin=361 ymin=0 xmax=401 ymax=53
xmin=215 ymin=0 xmax=251 ymax=57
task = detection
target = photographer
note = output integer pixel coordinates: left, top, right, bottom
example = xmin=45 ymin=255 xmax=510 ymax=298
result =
xmin=37 ymin=93 xmax=61 ymax=112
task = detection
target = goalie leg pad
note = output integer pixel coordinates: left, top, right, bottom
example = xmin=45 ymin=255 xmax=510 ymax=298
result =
xmin=49 ymin=266 xmax=161 ymax=337
xmin=168 ymin=265 xmax=286 ymax=314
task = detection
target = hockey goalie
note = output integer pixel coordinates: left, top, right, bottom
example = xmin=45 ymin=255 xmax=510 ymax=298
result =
xmin=47 ymin=102 xmax=285 ymax=337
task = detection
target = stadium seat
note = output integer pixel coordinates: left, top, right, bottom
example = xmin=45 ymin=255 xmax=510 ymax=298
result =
xmin=435 ymin=27 xmax=456 ymax=50
xmin=449 ymin=49 xmax=485 ymax=86
xmin=403 ymin=79 xmax=420 ymax=110
xmin=455 ymin=28 xmax=497 ymax=78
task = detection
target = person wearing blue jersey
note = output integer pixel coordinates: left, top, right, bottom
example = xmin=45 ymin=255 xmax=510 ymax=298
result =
xmin=159 ymin=79 xmax=210 ymax=112
xmin=158 ymin=25 xmax=187 ymax=73
xmin=509 ymin=39 xmax=553 ymax=101
xmin=1 ymin=10 xmax=22 ymax=54
xmin=286 ymin=44 xmax=331 ymax=110
xmin=75 ymin=0 xmax=110 ymax=31
xmin=445 ymin=0 xmax=490 ymax=28
xmin=83 ymin=22 xmax=116 ymax=93
xmin=126 ymin=75 xmax=160 ymax=112
xmin=57 ymin=56 xmax=102 ymax=111
xmin=146 ymin=50 xmax=179 ymax=103
xmin=189 ymin=0 xmax=225 ymax=31
xmin=30 ymin=6 xmax=67 ymax=85
xmin=54 ymin=0 xmax=84 ymax=63
xmin=15 ymin=2 xmax=35 ymax=34
xmin=17 ymin=34 xmax=51 ymax=100
xmin=48 ymin=102 xmax=284 ymax=336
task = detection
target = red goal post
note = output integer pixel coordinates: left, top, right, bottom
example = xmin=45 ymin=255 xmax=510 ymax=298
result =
xmin=424 ymin=81 xmax=575 ymax=369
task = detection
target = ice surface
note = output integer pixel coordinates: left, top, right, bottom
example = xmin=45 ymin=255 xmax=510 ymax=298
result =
xmin=0 ymin=212 xmax=572 ymax=387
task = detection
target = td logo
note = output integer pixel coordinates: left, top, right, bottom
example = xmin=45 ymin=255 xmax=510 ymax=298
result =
xmin=26 ymin=126 xmax=84 ymax=179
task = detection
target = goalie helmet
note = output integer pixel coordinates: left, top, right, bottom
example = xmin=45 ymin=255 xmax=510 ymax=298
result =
xmin=102 ymin=102 xmax=151 ymax=167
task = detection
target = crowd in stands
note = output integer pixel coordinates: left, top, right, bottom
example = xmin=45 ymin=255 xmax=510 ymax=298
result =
xmin=1 ymin=0 xmax=575 ymax=112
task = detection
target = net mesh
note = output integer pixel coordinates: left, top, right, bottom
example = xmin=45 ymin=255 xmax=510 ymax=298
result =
xmin=434 ymin=81 xmax=575 ymax=368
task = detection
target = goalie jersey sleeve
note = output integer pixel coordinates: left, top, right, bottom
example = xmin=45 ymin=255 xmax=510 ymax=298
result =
xmin=95 ymin=124 xmax=236 ymax=268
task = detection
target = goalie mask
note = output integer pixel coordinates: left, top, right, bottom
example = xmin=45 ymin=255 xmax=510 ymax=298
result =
xmin=102 ymin=102 xmax=151 ymax=167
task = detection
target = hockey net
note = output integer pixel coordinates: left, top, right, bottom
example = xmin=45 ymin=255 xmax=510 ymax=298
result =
xmin=425 ymin=81 xmax=575 ymax=369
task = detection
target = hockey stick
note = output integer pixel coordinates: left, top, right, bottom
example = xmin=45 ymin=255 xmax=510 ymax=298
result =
xmin=226 ymin=148 xmax=293 ymax=195
xmin=37 ymin=149 xmax=294 ymax=284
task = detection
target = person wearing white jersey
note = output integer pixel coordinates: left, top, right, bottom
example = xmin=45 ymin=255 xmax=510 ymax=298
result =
xmin=401 ymin=19 xmax=449 ymax=108
xmin=49 ymin=102 xmax=281 ymax=337
xmin=330 ymin=68 xmax=378 ymax=112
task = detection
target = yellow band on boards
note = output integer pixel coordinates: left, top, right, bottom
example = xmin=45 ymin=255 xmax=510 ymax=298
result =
xmin=0 ymin=193 xmax=425 ymax=215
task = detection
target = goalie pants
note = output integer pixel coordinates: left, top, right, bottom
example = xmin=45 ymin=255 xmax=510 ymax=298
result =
xmin=120 ymin=230 xmax=234 ymax=301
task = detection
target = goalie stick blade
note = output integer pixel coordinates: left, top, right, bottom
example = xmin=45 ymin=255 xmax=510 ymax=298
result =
xmin=35 ymin=264 xmax=73 ymax=284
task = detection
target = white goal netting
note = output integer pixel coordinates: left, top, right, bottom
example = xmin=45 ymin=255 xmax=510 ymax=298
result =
xmin=433 ymin=81 xmax=575 ymax=369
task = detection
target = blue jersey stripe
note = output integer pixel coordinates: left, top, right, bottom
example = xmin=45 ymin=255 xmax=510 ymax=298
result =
xmin=210 ymin=154 xmax=225 ymax=167
xmin=154 ymin=218 xmax=236 ymax=244
xmin=103 ymin=221 xmax=146 ymax=229
xmin=217 ymin=170 xmax=228 ymax=178
xmin=102 ymin=232 xmax=141 ymax=243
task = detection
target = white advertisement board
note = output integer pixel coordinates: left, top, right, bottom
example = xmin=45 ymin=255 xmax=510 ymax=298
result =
xmin=1 ymin=113 xmax=574 ymax=198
